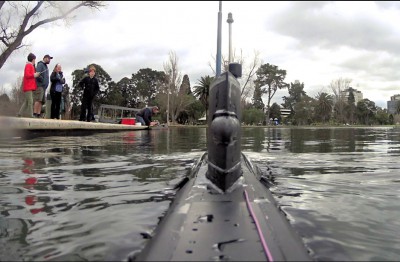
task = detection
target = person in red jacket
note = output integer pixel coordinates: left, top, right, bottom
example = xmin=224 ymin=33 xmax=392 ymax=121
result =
xmin=18 ymin=53 xmax=40 ymax=118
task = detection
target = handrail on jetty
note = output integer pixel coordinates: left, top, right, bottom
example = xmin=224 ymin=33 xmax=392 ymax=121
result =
xmin=98 ymin=104 xmax=140 ymax=124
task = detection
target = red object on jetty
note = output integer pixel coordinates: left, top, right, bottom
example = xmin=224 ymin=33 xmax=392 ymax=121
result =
xmin=121 ymin=118 xmax=136 ymax=125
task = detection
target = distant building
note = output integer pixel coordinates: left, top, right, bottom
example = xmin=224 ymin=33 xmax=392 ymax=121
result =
xmin=340 ymin=87 xmax=363 ymax=104
xmin=280 ymin=108 xmax=291 ymax=118
xmin=387 ymin=94 xmax=400 ymax=114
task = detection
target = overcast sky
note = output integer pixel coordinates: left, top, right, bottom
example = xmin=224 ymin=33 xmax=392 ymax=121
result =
xmin=1 ymin=1 xmax=400 ymax=108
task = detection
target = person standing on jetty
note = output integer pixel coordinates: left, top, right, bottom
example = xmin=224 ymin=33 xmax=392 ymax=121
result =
xmin=135 ymin=106 xmax=160 ymax=127
xmin=79 ymin=65 xmax=100 ymax=122
xmin=18 ymin=53 xmax=40 ymax=118
xmin=49 ymin=63 xmax=65 ymax=119
xmin=33 ymin=54 xmax=52 ymax=118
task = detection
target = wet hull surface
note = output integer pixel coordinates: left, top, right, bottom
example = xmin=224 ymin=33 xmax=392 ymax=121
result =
xmin=132 ymin=152 xmax=312 ymax=261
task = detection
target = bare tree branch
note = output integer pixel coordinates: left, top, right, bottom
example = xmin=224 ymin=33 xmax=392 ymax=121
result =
xmin=163 ymin=50 xmax=183 ymax=123
xmin=0 ymin=1 xmax=106 ymax=69
xmin=329 ymin=77 xmax=352 ymax=123
xmin=208 ymin=48 xmax=261 ymax=102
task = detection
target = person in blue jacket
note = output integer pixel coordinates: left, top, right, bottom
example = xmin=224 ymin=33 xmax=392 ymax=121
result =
xmin=33 ymin=54 xmax=52 ymax=117
xmin=49 ymin=63 xmax=65 ymax=119
xmin=136 ymin=106 xmax=160 ymax=127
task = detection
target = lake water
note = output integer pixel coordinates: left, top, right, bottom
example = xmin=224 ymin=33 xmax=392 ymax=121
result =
xmin=0 ymin=126 xmax=399 ymax=261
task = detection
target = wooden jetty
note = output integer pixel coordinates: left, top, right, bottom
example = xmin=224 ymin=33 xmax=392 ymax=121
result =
xmin=0 ymin=116 xmax=148 ymax=138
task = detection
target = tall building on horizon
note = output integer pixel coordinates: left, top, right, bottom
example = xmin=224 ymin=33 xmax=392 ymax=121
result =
xmin=340 ymin=87 xmax=363 ymax=105
xmin=387 ymin=94 xmax=400 ymax=114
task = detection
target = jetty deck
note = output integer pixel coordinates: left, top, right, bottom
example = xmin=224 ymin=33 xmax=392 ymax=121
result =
xmin=0 ymin=116 xmax=148 ymax=138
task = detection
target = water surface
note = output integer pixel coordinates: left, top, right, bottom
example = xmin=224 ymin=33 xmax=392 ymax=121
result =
xmin=1 ymin=126 xmax=399 ymax=261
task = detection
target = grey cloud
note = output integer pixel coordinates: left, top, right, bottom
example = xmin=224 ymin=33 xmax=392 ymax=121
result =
xmin=339 ymin=52 xmax=400 ymax=82
xmin=375 ymin=1 xmax=400 ymax=9
xmin=377 ymin=84 xmax=400 ymax=92
xmin=267 ymin=1 xmax=400 ymax=55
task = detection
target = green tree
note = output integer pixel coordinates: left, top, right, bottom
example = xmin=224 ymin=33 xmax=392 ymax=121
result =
xmin=389 ymin=114 xmax=394 ymax=125
xmin=252 ymin=84 xmax=264 ymax=110
xmin=175 ymin=74 xmax=198 ymax=124
xmin=293 ymin=96 xmax=316 ymax=125
xmin=315 ymin=92 xmax=333 ymax=123
xmin=193 ymin=75 xmax=214 ymax=120
xmin=375 ymin=107 xmax=389 ymax=125
xmin=0 ymin=1 xmax=105 ymax=69
xmin=179 ymin=74 xmax=192 ymax=95
xmin=269 ymin=102 xmax=281 ymax=122
xmin=356 ymin=99 xmax=376 ymax=125
xmin=175 ymin=95 xmax=204 ymax=125
xmin=131 ymin=68 xmax=166 ymax=107
xmin=186 ymin=99 xmax=205 ymax=124
xmin=254 ymin=63 xmax=289 ymax=121
xmin=104 ymin=80 xmax=125 ymax=107
xmin=282 ymin=81 xmax=306 ymax=114
xmin=346 ymin=87 xmax=356 ymax=124
xmin=242 ymin=108 xmax=265 ymax=125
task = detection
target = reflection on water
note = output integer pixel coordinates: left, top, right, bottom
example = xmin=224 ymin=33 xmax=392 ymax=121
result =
xmin=0 ymin=129 xmax=206 ymax=261
xmin=1 ymin=127 xmax=400 ymax=261
xmin=243 ymin=126 xmax=400 ymax=261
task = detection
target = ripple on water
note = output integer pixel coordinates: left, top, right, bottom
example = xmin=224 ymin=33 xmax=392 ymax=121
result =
xmin=2 ymin=127 xmax=400 ymax=261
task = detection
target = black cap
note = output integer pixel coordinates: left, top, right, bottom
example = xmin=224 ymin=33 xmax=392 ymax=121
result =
xmin=27 ymin=53 xmax=36 ymax=62
xmin=44 ymin=54 xmax=53 ymax=59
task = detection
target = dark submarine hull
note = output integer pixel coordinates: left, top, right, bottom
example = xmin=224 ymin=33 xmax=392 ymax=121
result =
xmin=131 ymin=152 xmax=312 ymax=261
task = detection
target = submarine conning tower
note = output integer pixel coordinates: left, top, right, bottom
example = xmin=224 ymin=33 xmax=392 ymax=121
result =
xmin=207 ymin=63 xmax=242 ymax=192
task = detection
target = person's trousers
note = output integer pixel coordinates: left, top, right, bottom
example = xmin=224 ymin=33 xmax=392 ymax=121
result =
xmin=136 ymin=115 xmax=146 ymax=125
xmin=50 ymin=91 xmax=62 ymax=119
xmin=19 ymin=91 xmax=33 ymax=117
xmin=80 ymin=95 xmax=93 ymax=122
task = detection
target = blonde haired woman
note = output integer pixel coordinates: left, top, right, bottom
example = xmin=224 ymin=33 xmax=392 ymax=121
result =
xmin=49 ymin=63 xmax=65 ymax=119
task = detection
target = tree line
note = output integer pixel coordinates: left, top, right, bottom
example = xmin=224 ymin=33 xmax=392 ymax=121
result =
xmin=1 ymin=55 xmax=396 ymax=126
